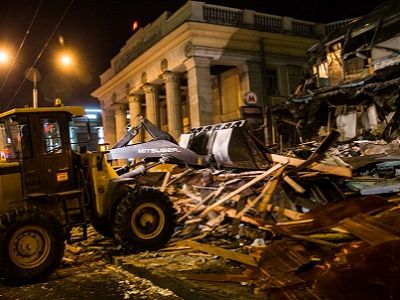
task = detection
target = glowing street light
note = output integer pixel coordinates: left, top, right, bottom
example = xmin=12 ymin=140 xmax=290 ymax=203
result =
xmin=61 ymin=55 xmax=71 ymax=66
xmin=0 ymin=47 xmax=78 ymax=107
xmin=25 ymin=52 xmax=76 ymax=108
xmin=60 ymin=54 xmax=73 ymax=67
xmin=0 ymin=50 xmax=9 ymax=64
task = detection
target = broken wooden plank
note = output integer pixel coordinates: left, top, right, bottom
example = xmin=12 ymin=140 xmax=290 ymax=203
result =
xmin=160 ymin=171 xmax=172 ymax=192
xmin=287 ymin=129 xmax=340 ymax=175
xmin=388 ymin=196 xmax=400 ymax=203
xmin=275 ymin=219 xmax=314 ymax=226
xmin=200 ymin=163 xmax=286 ymax=217
xmin=298 ymin=172 xmax=321 ymax=178
xmin=234 ymin=195 xmax=262 ymax=220
xmin=306 ymin=232 xmax=354 ymax=241
xmin=283 ymin=175 xmax=306 ymax=194
xmin=267 ymin=205 xmax=303 ymax=220
xmin=178 ymin=184 xmax=226 ymax=223
xmin=184 ymin=218 xmax=203 ymax=225
xmin=235 ymin=164 xmax=286 ymax=219
xmin=216 ymin=170 xmax=264 ymax=178
xmin=165 ymin=168 xmax=193 ymax=187
xmin=338 ymin=215 xmax=400 ymax=245
xmin=259 ymin=166 xmax=286 ymax=213
xmin=223 ymin=208 xmax=266 ymax=227
xmin=291 ymin=234 xmax=342 ymax=248
xmin=268 ymin=154 xmax=352 ymax=178
xmin=179 ymin=240 xmax=258 ymax=267
xmin=224 ymin=202 xmax=302 ymax=222
xmin=160 ymin=246 xmax=192 ymax=252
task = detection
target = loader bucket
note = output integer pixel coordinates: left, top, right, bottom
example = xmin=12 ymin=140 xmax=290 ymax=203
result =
xmin=179 ymin=120 xmax=269 ymax=170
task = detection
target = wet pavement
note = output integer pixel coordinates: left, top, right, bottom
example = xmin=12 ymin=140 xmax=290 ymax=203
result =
xmin=0 ymin=262 xmax=182 ymax=300
xmin=0 ymin=227 xmax=182 ymax=300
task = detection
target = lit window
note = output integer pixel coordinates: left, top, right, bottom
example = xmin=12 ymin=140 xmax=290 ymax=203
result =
xmin=41 ymin=119 xmax=62 ymax=155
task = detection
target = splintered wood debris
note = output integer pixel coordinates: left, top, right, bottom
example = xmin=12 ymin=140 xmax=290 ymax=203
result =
xmin=154 ymin=138 xmax=400 ymax=299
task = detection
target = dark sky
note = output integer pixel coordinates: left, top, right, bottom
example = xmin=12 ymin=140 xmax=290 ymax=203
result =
xmin=0 ymin=0 xmax=388 ymax=111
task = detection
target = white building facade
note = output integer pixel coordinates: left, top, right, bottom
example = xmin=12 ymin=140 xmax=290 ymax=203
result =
xmin=92 ymin=1 xmax=347 ymax=145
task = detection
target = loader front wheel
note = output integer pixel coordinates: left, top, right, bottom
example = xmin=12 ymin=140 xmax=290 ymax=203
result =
xmin=0 ymin=207 xmax=65 ymax=284
xmin=113 ymin=187 xmax=176 ymax=252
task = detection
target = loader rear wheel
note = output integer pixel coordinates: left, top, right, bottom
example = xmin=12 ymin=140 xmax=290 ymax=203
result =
xmin=113 ymin=187 xmax=176 ymax=252
xmin=0 ymin=207 xmax=65 ymax=284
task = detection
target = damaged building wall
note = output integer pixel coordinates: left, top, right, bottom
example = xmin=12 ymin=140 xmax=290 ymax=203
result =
xmin=274 ymin=0 xmax=400 ymax=145
xmin=327 ymin=44 xmax=344 ymax=86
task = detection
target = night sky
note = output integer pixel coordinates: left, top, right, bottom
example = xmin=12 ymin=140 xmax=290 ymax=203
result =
xmin=0 ymin=0 xmax=388 ymax=111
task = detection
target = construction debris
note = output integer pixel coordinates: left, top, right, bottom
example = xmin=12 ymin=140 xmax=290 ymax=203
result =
xmin=142 ymin=130 xmax=400 ymax=300
xmin=111 ymin=4 xmax=400 ymax=298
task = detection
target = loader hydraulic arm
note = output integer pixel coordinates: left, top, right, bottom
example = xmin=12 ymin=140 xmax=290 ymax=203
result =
xmin=107 ymin=117 xmax=208 ymax=167
xmin=111 ymin=117 xmax=177 ymax=149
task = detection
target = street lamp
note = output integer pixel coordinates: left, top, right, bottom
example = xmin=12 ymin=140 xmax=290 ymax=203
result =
xmin=24 ymin=67 xmax=41 ymax=108
xmin=0 ymin=51 xmax=75 ymax=108
xmin=12 ymin=52 xmax=74 ymax=108
xmin=24 ymin=53 xmax=74 ymax=108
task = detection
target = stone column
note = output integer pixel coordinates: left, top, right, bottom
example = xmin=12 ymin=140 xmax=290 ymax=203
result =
xmin=114 ymin=103 xmax=127 ymax=141
xmin=163 ymin=71 xmax=183 ymax=139
xmin=239 ymin=61 xmax=264 ymax=104
xmin=143 ymin=84 xmax=160 ymax=140
xmin=239 ymin=61 xmax=267 ymax=144
xmin=101 ymin=103 xmax=116 ymax=146
xmin=114 ymin=102 xmax=128 ymax=166
xmin=143 ymin=84 xmax=160 ymax=126
xmin=184 ymin=56 xmax=213 ymax=127
xmin=128 ymin=94 xmax=143 ymax=143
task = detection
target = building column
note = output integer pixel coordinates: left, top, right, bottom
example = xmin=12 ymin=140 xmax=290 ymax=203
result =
xmin=239 ymin=61 xmax=264 ymax=104
xmin=163 ymin=71 xmax=183 ymax=139
xmin=128 ymin=94 xmax=143 ymax=143
xmin=184 ymin=56 xmax=213 ymax=127
xmin=114 ymin=103 xmax=127 ymax=141
xmin=114 ymin=103 xmax=128 ymax=165
xmin=143 ymin=84 xmax=160 ymax=126
xmin=239 ymin=61 xmax=272 ymax=144
xmin=101 ymin=103 xmax=116 ymax=146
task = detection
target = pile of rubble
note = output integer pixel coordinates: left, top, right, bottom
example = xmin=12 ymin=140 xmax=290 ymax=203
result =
xmin=155 ymin=131 xmax=400 ymax=299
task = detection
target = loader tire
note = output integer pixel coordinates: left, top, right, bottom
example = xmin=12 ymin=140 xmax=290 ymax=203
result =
xmin=113 ymin=187 xmax=176 ymax=252
xmin=0 ymin=207 xmax=65 ymax=285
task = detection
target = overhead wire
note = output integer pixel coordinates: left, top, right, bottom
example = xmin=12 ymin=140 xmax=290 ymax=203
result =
xmin=0 ymin=0 xmax=44 ymax=98
xmin=5 ymin=0 xmax=75 ymax=110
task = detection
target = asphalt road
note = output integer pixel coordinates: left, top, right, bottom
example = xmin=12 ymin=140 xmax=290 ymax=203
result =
xmin=0 ymin=262 xmax=182 ymax=300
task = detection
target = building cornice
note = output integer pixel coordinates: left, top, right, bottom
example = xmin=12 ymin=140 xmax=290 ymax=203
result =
xmin=92 ymin=21 xmax=318 ymax=101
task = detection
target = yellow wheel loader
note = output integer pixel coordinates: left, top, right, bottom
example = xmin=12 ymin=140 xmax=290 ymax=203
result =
xmin=0 ymin=106 xmax=180 ymax=284
xmin=0 ymin=104 xmax=270 ymax=284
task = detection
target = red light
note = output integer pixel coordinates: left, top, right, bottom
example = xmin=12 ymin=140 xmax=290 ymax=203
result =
xmin=132 ymin=21 xmax=139 ymax=31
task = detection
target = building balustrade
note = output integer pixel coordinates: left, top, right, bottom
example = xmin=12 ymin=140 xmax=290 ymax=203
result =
xmin=254 ymin=13 xmax=283 ymax=31
xmin=101 ymin=1 xmax=353 ymax=83
xmin=203 ymin=4 xmax=244 ymax=24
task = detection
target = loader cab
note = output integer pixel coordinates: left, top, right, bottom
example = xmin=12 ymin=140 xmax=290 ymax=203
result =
xmin=0 ymin=106 xmax=85 ymax=196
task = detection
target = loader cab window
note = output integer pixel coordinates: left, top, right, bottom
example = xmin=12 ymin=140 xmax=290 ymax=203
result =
xmin=0 ymin=123 xmax=13 ymax=160
xmin=18 ymin=117 xmax=33 ymax=158
xmin=0 ymin=117 xmax=32 ymax=160
xmin=41 ymin=118 xmax=62 ymax=155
